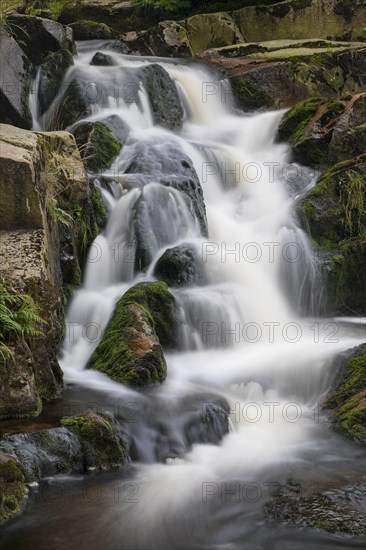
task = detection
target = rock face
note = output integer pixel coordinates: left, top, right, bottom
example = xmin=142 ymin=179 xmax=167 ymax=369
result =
xmin=0 ymin=29 xmax=33 ymax=130
xmin=89 ymin=282 xmax=178 ymax=386
xmin=299 ymin=154 xmax=366 ymax=314
xmin=0 ymin=124 xmax=104 ymax=419
xmin=278 ymin=94 xmax=366 ymax=168
xmin=324 ymin=344 xmax=366 ymax=444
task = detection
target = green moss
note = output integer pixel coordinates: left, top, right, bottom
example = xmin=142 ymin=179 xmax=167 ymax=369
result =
xmin=278 ymin=97 xmax=322 ymax=143
xmin=0 ymin=458 xmax=27 ymax=523
xmin=230 ymin=76 xmax=272 ymax=111
xmin=91 ymin=185 xmax=107 ymax=228
xmin=325 ymin=345 xmax=366 ymax=443
xmin=74 ymin=122 xmax=121 ymax=172
xmin=89 ymin=282 xmax=176 ymax=386
xmin=61 ymin=412 xmax=125 ymax=469
xmin=69 ymin=19 xmax=116 ymax=40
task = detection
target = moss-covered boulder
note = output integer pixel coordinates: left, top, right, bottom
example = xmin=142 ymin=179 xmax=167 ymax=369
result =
xmin=61 ymin=412 xmax=125 ymax=469
xmin=68 ymin=19 xmax=116 ymax=40
xmin=73 ymin=120 xmax=122 ymax=172
xmin=278 ymin=94 xmax=366 ymax=168
xmin=324 ymin=344 xmax=366 ymax=444
xmin=0 ymin=29 xmax=33 ymax=130
xmin=38 ymin=48 xmax=74 ymax=116
xmin=0 ymin=454 xmax=27 ymax=523
xmin=300 ymin=154 xmax=366 ymax=314
xmin=89 ymin=282 xmax=178 ymax=386
xmin=154 ymin=245 xmax=205 ymax=287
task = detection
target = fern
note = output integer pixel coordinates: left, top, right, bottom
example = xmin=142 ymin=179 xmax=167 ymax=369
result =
xmin=46 ymin=197 xmax=73 ymax=226
xmin=0 ymin=278 xmax=46 ymax=360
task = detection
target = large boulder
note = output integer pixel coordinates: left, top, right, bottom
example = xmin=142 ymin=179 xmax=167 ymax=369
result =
xmin=299 ymin=154 xmax=366 ymax=314
xmin=179 ymin=12 xmax=244 ymax=54
xmin=141 ymin=64 xmax=184 ymax=132
xmin=0 ymin=124 xmax=104 ymax=418
xmin=89 ymin=282 xmax=178 ymax=386
xmin=278 ymin=94 xmax=366 ymax=168
xmin=0 ymin=29 xmax=33 ymax=130
xmin=324 ymin=344 xmax=366 ymax=444
xmin=7 ymin=14 xmax=73 ymax=64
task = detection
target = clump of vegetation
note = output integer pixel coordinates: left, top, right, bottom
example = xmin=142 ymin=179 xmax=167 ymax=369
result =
xmin=325 ymin=344 xmax=366 ymax=444
xmin=339 ymin=171 xmax=366 ymax=239
xmin=0 ymin=277 xmax=45 ymax=359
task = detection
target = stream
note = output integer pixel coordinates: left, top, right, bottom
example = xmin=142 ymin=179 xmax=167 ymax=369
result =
xmin=1 ymin=40 xmax=366 ymax=550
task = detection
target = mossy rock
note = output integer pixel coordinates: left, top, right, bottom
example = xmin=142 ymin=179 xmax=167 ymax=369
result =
xmin=89 ymin=282 xmax=177 ymax=386
xmin=229 ymin=76 xmax=272 ymax=111
xmin=49 ymin=79 xmax=91 ymax=130
xmin=73 ymin=120 xmax=122 ymax=172
xmin=265 ymin=492 xmax=366 ymax=534
xmin=300 ymin=154 xmax=366 ymax=314
xmin=154 ymin=245 xmax=205 ymax=287
xmin=38 ymin=48 xmax=74 ymax=115
xmin=0 ymin=455 xmax=27 ymax=523
xmin=68 ymin=19 xmax=116 ymax=40
xmin=6 ymin=14 xmax=72 ymax=64
xmin=278 ymin=94 xmax=366 ymax=168
xmin=61 ymin=412 xmax=125 ymax=469
xmin=325 ymin=344 xmax=366 ymax=444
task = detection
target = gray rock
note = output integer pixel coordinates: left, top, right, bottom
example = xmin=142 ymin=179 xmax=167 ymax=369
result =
xmin=0 ymin=30 xmax=33 ymax=129
xmin=141 ymin=64 xmax=184 ymax=133
xmin=7 ymin=15 xmax=73 ymax=64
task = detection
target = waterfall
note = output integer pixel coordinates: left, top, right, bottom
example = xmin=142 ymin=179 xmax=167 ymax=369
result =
xmin=26 ymin=42 xmax=365 ymax=549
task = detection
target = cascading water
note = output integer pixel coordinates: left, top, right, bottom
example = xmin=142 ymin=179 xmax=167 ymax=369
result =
xmin=6 ymin=41 xmax=366 ymax=550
